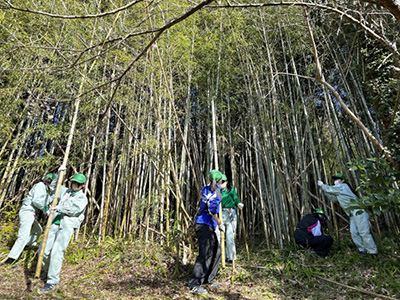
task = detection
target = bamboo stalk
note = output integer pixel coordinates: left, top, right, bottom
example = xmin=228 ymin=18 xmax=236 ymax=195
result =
xmin=314 ymin=275 xmax=398 ymax=300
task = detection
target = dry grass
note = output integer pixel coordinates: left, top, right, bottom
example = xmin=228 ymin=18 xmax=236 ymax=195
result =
xmin=0 ymin=233 xmax=399 ymax=300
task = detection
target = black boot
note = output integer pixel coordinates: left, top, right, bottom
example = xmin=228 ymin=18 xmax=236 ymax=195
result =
xmin=4 ymin=257 xmax=15 ymax=265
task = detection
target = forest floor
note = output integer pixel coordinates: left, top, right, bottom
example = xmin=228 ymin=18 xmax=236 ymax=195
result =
xmin=0 ymin=231 xmax=399 ymax=300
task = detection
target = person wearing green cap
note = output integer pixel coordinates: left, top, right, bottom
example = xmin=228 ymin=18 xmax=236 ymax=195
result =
xmin=294 ymin=209 xmax=333 ymax=256
xmin=318 ymin=174 xmax=377 ymax=256
xmin=1 ymin=173 xmax=55 ymax=268
xmin=188 ymin=169 xmax=225 ymax=295
xmin=39 ymin=167 xmax=88 ymax=293
xmin=216 ymin=174 xmax=244 ymax=263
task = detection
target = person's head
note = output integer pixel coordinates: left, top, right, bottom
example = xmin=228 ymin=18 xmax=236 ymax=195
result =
xmin=43 ymin=173 xmax=54 ymax=185
xmin=313 ymin=208 xmax=328 ymax=225
xmin=221 ymin=174 xmax=228 ymax=190
xmin=70 ymin=174 xmax=86 ymax=191
xmin=332 ymin=173 xmax=346 ymax=185
xmin=209 ymin=170 xmax=222 ymax=192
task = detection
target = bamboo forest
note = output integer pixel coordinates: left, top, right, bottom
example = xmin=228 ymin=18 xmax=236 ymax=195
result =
xmin=0 ymin=1 xmax=399 ymax=299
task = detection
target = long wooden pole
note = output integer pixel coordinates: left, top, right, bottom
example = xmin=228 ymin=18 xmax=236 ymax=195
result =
xmin=34 ymin=95 xmax=81 ymax=278
xmin=240 ymin=209 xmax=250 ymax=260
xmin=35 ymin=12 xmax=121 ymax=277
xmin=214 ymin=10 xmax=225 ymax=268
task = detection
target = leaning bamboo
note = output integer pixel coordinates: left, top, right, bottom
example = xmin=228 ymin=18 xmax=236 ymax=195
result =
xmin=35 ymin=94 xmax=82 ymax=277
xmin=303 ymin=8 xmax=395 ymax=165
xmin=35 ymin=10 xmax=122 ymax=275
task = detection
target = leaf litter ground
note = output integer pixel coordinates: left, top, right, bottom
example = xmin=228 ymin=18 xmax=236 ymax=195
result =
xmin=0 ymin=234 xmax=399 ymax=300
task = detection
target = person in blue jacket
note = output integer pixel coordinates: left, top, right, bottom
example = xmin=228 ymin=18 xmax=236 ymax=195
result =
xmin=188 ymin=170 xmax=225 ymax=295
xmin=318 ymin=174 xmax=377 ymax=256
xmin=2 ymin=173 xmax=54 ymax=268
xmin=39 ymin=168 xmax=88 ymax=293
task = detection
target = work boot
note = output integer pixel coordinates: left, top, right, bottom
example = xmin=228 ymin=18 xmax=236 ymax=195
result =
xmin=39 ymin=283 xmax=57 ymax=293
xmin=2 ymin=257 xmax=18 ymax=268
xmin=190 ymin=286 xmax=208 ymax=294
xmin=2 ymin=257 xmax=14 ymax=265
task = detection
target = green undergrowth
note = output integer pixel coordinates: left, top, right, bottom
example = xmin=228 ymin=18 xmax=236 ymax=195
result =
xmin=0 ymin=229 xmax=399 ymax=299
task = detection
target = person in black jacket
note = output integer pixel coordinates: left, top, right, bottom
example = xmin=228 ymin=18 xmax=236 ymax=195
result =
xmin=294 ymin=209 xmax=333 ymax=256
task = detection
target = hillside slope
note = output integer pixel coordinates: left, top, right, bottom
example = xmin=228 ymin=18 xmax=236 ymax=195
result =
xmin=0 ymin=235 xmax=399 ymax=300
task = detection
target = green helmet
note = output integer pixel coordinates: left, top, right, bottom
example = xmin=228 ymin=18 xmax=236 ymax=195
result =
xmin=332 ymin=173 xmax=346 ymax=181
xmin=44 ymin=173 xmax=54 ymax=180
xmin=71 ymin=174 xmax=86 ymax=184
xmin=221 ymin=174 xmax=228 ymax=181
xmin=313 ymin=208 xmax=325 ymax=215
xmin=313 ymin=208 xmax=327 ymax=224
xmin=209 ymin=170 xmax=222 ymax=182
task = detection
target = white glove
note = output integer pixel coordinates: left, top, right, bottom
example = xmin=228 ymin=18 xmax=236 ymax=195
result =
xmin=58 ymin=165 xmax=67 ymax=172
xmin=46 ymin=210 xmax=50 ymax=216
xmin=317 ymin=180 xmax=324 ymax=187
xmin=218 ymin=224 xmax=225 ymax=233
xmin=238 ymin=203 xmax=244 ymax=210
xmin=51 ymin=205 xmax=60 ymax=212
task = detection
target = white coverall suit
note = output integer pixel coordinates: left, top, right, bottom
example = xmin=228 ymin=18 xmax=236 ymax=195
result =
xmin=321 ymin=183 xmax=377 ymax=254
xmin=8 ymin=181 xmax=52 ymax=260
xmin=42 ymin=175 xmax=88 ymax=285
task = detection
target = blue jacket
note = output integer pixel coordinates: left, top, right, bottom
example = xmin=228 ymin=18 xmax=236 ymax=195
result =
xmin=195 ymin=185 xmax=221 ymax=229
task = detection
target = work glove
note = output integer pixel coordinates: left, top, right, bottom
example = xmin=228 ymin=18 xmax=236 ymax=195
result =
xmin=46 ymin=209 xmax=50 ymax=216
xmin=58 ymin=165 xmax=67 ymax=172
xmin=218 ymin=224 xmax=225 ymax=233
xmin=51 ymin=206 xmax=60 ymax=212
xmin=317 ymin=180 xmax=324 ymax=187
xmin=238 ymin=203 xmax=244 ymax=210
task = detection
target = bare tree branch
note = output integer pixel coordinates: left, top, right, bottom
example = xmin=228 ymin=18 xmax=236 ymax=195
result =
xmin=94 ymin=0 xmax=217 ymax=118
xmin=2 ymin=0 xmax=146 ymax=19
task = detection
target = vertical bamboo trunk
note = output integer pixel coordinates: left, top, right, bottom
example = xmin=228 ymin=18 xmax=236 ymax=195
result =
xmin=98 ymin=109 xmax=111 ymax=245
xmin=0 ymin=119 xmax=32 ymax=207
xmin=101 ymin=105 xmax=120 ymax=242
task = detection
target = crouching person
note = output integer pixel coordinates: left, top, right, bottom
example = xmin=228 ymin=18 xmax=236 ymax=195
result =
xmin=294 ymin=209 xmax=333 ymax=257
xmin=39 ymin=169 xmax=88 ymax=293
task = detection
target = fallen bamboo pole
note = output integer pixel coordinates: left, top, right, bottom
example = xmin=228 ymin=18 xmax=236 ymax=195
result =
xmin=314 ymin=275 xmax=398 ymax=300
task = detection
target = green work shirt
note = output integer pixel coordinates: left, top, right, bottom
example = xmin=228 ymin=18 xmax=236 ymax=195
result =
xmin=50 ymin=174 xmax=88 ymax=228
xmin=221 ymin=188 xmax=242 ymax=209
xmin=53 ymin=213 xmax=62 ymax=225
xmin=52 ymin=190 xmax=81 ymax=225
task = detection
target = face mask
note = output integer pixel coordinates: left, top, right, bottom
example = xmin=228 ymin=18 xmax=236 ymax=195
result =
xmin=334 ymin=180 xmax=341 ymax=186
xmin=221 ymin=183 xmax=227 ymax=190
xmin=71 ymin=182 xmax=82 ymax=191
xmin=43 ymin=178 xmax=52 ymax=185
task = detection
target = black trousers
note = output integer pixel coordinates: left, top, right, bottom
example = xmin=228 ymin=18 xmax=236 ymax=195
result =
xmin=294 ymin=230 xmax=334 ymax=256
xmin=188 ymin=223 xmax=221 ymax=287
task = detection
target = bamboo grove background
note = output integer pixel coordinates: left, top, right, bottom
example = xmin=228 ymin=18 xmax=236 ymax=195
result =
xmin=1 ymin=1 xmax=399 ymax=253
